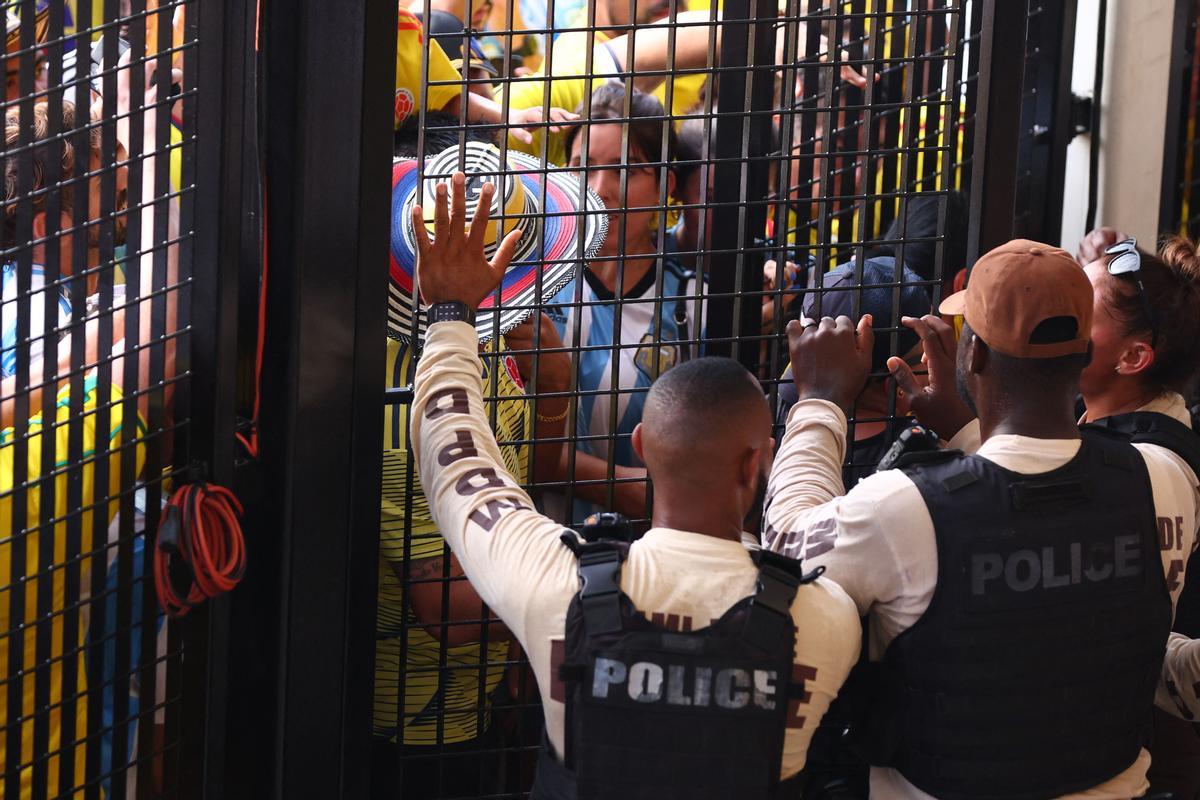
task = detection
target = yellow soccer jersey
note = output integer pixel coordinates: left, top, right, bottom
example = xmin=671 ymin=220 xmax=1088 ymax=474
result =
xmin=500 ymin=27 xmax=706 ymax=166
xmin=0 ymin=375 xmax=147 ymax=799
xmin=396 ymin=6 xmax=462 ymax=127
xmin=373 ymin=335 xmax=528 ymax=745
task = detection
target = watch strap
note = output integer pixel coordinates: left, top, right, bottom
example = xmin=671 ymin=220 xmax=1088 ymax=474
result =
xmin=428 ymin=301 xmax=475 ymax=325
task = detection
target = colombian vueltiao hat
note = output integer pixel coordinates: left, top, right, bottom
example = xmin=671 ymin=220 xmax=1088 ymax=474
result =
xmin=390 ymin=141 xmax=607 ymax=343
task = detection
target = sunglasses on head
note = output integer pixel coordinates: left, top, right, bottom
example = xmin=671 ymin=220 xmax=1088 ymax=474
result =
xmin=1104 ymin=237 xmax=1159 ymax=349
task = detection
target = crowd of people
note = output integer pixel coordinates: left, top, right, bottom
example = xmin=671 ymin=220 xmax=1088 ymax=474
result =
xmin=379 ymin=2 xmax=1200 ymax=800
xmin=3 ymin=3 xmax=183 ymax=797
xmin=5 ymin=1 xmax=1200 ymax=799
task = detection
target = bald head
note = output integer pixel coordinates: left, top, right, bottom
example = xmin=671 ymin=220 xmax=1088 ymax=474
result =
xmin=637 ymin=357 xmax=773 ymax=488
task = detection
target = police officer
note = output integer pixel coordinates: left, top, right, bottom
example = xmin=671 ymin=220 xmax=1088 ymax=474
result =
xmin=917 ymin=235 xmax=1200 ymax=797
xmin=410 ymin=173 xmax=862 ymax=798
xmin=765 ymin=240 xmax=1199 ymax=799
xmin=1075 ymin=235 xmax=1200 ymax=798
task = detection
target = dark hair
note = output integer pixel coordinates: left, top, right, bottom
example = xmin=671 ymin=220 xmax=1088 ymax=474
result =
xmin=393 ymin=111 xmax=497 ymax=159
xmin=4 ymin=101 xmax=97 ymax=248
xmin=879 ymin=191 xmax=969 ymax=283
xmin=673 ymin=117 xmax=710 ymax=189
xmin=1100 ymin=236 xmax=1200 ymax=397
xmin=564 ymin=82 xmax=677 ymax=169
xmin=644 ymin=356 xmax=763 ymax=426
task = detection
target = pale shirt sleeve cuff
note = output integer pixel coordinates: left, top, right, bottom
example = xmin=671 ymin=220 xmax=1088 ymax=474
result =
xmin=1158 ymin=632 xmax=1200 ymax=720
xmin=424 ymin=319 xmax=479 ymax=352
xmin=947 ymin=417 xmax=982 ymax=453
xmin=786 ymin=397 xmax=847 ymax=433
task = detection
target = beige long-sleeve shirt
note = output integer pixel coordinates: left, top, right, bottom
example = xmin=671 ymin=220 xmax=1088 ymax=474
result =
xmin=764 ymin=398 xmax=1200 ymax=800
xmin=412 ymin=320 xmax=862 ymax=777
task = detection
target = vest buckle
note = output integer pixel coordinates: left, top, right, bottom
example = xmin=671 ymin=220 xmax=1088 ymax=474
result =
xmin=577 ymin=546 xmax=624 ymax=635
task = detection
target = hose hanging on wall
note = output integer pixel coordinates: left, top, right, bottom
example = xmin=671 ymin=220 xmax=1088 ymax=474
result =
xmin=154 ymin=481 xmax=247 ymax=617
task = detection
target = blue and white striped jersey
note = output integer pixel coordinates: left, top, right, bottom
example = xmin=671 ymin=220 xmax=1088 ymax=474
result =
xmin=545 ymin=258 xmax=704 ymax=521
xmin=1 ymin=262 xmax=73 ymax=379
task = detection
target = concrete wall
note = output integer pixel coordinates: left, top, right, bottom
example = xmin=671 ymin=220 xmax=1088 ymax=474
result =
xmin=1059 ymin=0 xmax=1179 ymax=256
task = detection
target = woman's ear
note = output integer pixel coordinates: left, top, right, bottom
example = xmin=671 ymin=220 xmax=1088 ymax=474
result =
xmin=666 ymin=167 xmax=677 ymax=203
xmin=1117 ymin=339 xmax=1155 ymax=377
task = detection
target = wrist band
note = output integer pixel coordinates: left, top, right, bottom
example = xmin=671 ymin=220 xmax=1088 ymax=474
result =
xmin=536 ymin=404 xmax=569 ymax=423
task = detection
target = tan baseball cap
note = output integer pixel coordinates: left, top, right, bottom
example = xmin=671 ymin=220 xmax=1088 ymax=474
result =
xmin=939 ymin=239 xmax=1092 ymax=358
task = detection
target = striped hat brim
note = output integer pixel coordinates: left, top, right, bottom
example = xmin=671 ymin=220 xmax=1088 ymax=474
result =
xmin=389 ymin=148 xmax=607 ymax=344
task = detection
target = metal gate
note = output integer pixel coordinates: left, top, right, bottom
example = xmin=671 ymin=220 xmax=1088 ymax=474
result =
xmin=1162 ymin=0 xmax=1200 ymax=238
xmin=365 ymin=1 xmax=1013 ymax=798
xmin=1 ymin=0 xmax=1109 ymax=798
xmin=1 ymin=0 xmax=205 ymax=796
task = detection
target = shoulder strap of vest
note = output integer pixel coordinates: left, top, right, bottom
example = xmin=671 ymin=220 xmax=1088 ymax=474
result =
xmin=899 ymin=448 xmax=977 ymax=494
xmin=741 ymin=550 xmax=817 ymax=651
xmin=890 ymin=446 xmax=964 ymax=471
xmin=1084 ymin=411 xmax=1200 ymax=479
xmin=560 ymin=532 xmax=627 ymax=635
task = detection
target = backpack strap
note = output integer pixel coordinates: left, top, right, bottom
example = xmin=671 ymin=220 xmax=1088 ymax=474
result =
xmin=668 ymin=260 xmax=697 ymax=364
xmin=561 ymin=532 xmax=626 ymax=635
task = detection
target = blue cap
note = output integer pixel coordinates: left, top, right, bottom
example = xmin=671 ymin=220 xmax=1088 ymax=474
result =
xmin=802 ymin=257 xmax=931 ymax=371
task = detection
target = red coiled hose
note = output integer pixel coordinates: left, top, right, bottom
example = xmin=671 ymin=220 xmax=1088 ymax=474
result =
xmin=154 ymin=482 xmax=246 ymax=617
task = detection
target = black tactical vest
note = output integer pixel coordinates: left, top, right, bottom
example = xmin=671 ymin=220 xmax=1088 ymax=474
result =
xmin=860 ymin=430 xmax=1171 ymax=800
xmin=1085 ymin=410 xmax=1200 ymax=637
xmin=532 ymin=534 xmax=819 ymax=800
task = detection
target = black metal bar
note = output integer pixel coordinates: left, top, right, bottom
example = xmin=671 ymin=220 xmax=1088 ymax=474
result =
xmin=220 ymin=0 xmax=394 ymax=796
xmin=1159 ymin=0 xmax=1195 ymax=235
xmin=1085 ymin=0 xmax=1108 ymax=234
xmin=706 ymin=0 xmax=778 ymax=367
xmin=1041 ymin=0 xmax=1078 ymax=244
xmin=966 ymin=0 xmax=1028 ymax=264
xmin=180 ymin=0 xmax=253 ymax=790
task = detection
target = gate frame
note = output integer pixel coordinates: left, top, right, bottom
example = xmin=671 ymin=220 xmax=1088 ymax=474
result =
xmin=189 ymin=0 xmax=396 ymax=797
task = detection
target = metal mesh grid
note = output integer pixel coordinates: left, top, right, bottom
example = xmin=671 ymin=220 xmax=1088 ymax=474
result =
xmin=376 ymin=1 xmax=979 ymax=797
xmin=1 ymin=0 xmax=194 ymax=796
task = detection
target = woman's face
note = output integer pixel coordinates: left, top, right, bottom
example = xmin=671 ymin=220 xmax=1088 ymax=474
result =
xmin=1080 ymin=259 xmax=1136 ymax=398
xmin=570 ymin=122 xmax=666 ymax=257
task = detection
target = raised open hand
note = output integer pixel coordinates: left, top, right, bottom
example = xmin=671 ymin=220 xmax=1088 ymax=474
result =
xmin=413 ymin=172 xmax=524 ymax=311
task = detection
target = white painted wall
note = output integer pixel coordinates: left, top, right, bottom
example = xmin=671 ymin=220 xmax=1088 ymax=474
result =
xmin=1059 ymin=0 xmax=1178 ymax=257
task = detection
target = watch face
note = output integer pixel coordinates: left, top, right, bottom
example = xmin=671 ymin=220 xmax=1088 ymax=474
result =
xmin=431 ymin=302 xmax=471 ymax=323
